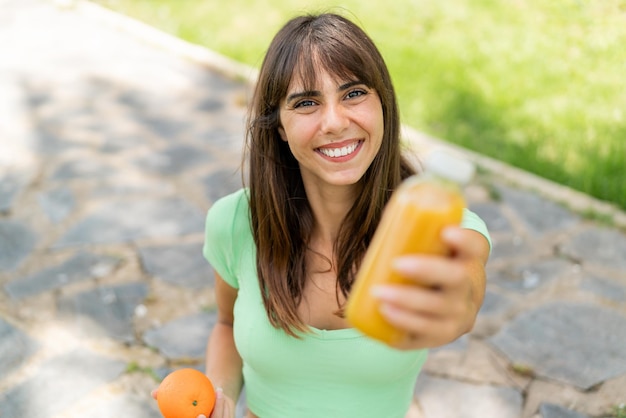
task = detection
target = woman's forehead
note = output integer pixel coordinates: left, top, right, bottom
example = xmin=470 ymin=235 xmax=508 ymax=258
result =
xmin=286 ymin=68 xmax=356 ymax=93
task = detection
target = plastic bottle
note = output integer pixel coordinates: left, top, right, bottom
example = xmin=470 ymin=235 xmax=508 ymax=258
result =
xmin=345 ymin=150 xmax=474 ymax=346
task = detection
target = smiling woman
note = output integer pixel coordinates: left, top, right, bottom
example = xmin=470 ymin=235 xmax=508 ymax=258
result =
xmin=180 ymin=12 xmax=491 ymax=418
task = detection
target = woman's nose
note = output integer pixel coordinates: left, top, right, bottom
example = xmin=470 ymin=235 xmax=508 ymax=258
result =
xmin=320 ymin=103 xmax=349 ymax=134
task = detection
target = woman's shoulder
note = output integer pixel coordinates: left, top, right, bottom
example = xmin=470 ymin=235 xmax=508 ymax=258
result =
xmin=206 ymin=188 xmax=251 ymax=238
xmin=210 ymin=188 xmax=249 ymax=210
xmin=207 ymin=188 xmax=249 ymax=220
xmin=204 ymin=188 xmax=252 ymax=288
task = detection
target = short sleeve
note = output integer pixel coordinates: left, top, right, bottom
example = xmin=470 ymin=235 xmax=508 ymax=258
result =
xmin=461 ymin=208 xmax=492 ymax=252
xmin=203 ymin=190 xmax=248 ymax=289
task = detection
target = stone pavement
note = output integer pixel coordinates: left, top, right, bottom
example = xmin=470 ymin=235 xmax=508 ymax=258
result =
xmin=0 ymin=1 xmax=625 ymax=417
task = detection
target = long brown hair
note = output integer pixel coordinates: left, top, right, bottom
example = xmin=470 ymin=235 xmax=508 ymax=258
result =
xmin=246 ymin=13 xmax=416 ymax=336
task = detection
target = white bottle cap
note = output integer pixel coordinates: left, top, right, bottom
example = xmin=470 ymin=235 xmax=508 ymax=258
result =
xmin=423 ymin=149 xmax=475 ymax=186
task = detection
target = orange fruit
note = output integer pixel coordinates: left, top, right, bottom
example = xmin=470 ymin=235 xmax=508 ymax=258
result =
xmin=157 ymin=368 xmax=216 ymax=418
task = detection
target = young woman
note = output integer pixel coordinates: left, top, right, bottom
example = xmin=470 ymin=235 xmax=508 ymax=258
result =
xmin=158 ymin=12 xmax=490 ymax=418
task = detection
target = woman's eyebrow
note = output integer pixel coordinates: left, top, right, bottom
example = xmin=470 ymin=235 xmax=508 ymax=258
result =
xmin=338 ymin=80 xmax=364 ymax=91
xmin=285 ymin=80 xmax=365 ymax=103
xmin=286 ymin=90 xmax=320 ymax=103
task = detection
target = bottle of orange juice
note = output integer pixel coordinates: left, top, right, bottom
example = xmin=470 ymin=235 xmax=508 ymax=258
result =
xmin=345 ymin=150 xmax=474 ymax=346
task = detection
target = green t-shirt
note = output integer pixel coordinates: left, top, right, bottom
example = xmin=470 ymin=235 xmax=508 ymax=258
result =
xmin=203 ymin=188 xmax=490 ymax=418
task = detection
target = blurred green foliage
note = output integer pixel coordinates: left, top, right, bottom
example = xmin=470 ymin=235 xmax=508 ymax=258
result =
xmin=94 ymin=0 xmax=626 ymax=209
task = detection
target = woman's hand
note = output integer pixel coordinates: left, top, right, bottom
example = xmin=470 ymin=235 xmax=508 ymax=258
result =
xmin=372 ymin=226 xmax=489 ymax=350
xmin=151 ymin=387 xmax=235 ymax=418
xmin=209 ymin=388 xmax=236 ymax=418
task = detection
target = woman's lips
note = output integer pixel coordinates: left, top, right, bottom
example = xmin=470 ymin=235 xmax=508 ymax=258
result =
xmin=317 ymin=140 xmax=362 ymax=158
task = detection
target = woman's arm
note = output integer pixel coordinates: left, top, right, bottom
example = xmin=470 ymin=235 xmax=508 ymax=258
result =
xmin=205 ymin=273 xmax=243 ymax=417
xmin=372 ymin=226 xmax=490 ymax=350
xmin=152 ymin=272 xmax=243 ymax=418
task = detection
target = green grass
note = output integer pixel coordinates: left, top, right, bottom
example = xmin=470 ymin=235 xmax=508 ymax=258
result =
xmin=611 ymin=403 xmax=626 ymax=418
xmin=93 ymin=0 xmax=626 ymax=210
xmin=125 ymin=361 xmax=159 ymax=381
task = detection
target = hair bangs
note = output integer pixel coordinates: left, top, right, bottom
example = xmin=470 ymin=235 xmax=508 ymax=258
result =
xmin=291 ymin=29 xmax=378 ymax=93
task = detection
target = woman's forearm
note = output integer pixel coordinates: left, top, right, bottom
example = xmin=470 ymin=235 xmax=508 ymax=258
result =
xmin=205 ymin=321 xmax=244 ymax=402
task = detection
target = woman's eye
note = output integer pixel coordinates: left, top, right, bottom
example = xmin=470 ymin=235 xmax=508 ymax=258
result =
xmin=294 ymin=99 xmax=316 ymax=108
xmin=346 ymin=89 xmax=367 ymax=99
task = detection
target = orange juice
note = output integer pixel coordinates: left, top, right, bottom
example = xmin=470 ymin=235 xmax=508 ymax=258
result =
xmin=345 ymin=175 xmax=465 ymax=346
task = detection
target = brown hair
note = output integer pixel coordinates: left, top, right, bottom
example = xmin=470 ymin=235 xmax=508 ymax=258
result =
xmin=246 ymin=12 xmax=416 ymax=336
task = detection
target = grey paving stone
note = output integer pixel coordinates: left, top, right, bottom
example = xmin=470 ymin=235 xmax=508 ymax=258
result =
xmin=193 ymin=105 xmax=245 ymax=148
xmin=116 ymin=88 xmax=153 ymax=108
xmin=414 ymin=374 xmax=523 ymax=418
xmin=57 ymin=282 xmax=148 ymax=343
xmin=196 ymin=126 xmax=244 ymax=148
xmin=431 ymin=334 xmax=470 ymax=353
xmin=4 ymin=251 xmax=121 ymax=299
xmin=539 ymin=403 xmax=590 ymax=418
xmin=136 ymin=113 xmax=191 ymax=139
xmin=560 ymin=226 xmax=626 ymax=271
xmin=89 ymin=174 xmax=176 ymax=198
xmin=0 ymin=348 xmax=125 ymax=418
xmin=139 ymin=242 xmax=214 ymax=289
xmin=202 ymin=168 xmax=244 ymax=203
xmin=79 ymin=392 xmax=160 ymax=418
xmin=196 ymin=69 xmax=246 ymax=93
xmin=488 ymin=235 xmax=532 ymax=262
xmin=32 ymin=125 xmax=74 ymax=155
xmin=154 ymin=364 xmax=205 ymax=381
xmin=0 ymin=219 xmax=37 ymax=271
xmin=488 ymin=302 xmax=626 ymax=389
xmin=38 ymin=186 xmax=75 ymax=223
xmin=195 ymin=125 xmax=231 ymax=141
xmin=100 ymin=132 xmax=147 ymax=154
xmin=478 ymin=289 xmax=512 ymax=316
xmin=496 ymin=185 xmax=580 ymax=235
xmin=54 ymin=197 xmax=205 ymax=247
xmin=134 ymin=143 xmax=209 ymax=175
xmin=0 ymin=170 xmax=31 ymax=214
xmin=468 ymin=202 xmax=513 ymax=233
xmin=0 ymin=317 xmax=39 ymax=380
xmin=143 ymin=311 xmax=217 ymax=360
xmin=51 ymin=159 xmax=113 ymax=180
xmin=196 ymin=96 xmax=225 ymax=112
xmin=29 ymin=108 xmax=95 ymax=156
xmin=580 ymin=275 xmax=626 ymax=303
xmin=490 ymin=258 xmax=574 ymax=292
xmin=26 ymin=88 xmax=50 ymax=108
xmin=0 ymin=74 xmax=36 ymax=170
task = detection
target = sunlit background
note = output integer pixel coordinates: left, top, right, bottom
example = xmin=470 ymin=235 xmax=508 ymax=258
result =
xmin=93 ymin=0 xmax=626 ymax=211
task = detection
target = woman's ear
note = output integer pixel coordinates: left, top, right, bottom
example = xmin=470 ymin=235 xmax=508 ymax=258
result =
xmin=278 ymin=126 xmax=288 ymax=142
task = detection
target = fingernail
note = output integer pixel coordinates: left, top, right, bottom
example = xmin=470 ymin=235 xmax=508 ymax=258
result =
xmin=442 ymin=226 xmax=461 ymax=240
xmin=216 ymin=387 xmax=224 ymax=399
xmin=392 ymin=257 xmax=418 ymax=272
xmin=371 ymin=285 xmax=395 ymax=300
xmin=378 ymin=302 xmax=399 ymax=318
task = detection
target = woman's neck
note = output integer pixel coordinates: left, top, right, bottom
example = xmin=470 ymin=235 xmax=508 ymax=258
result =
xmin=305 ymin=183 xmax=358 ymax=245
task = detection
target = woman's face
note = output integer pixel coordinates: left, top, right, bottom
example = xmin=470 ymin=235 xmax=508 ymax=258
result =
xmin=278 ymin=69 xmax=384 ymax=191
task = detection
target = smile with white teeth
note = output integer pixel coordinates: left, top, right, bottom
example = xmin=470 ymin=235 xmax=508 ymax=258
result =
xmin=318 ymin=142 xmax=359 ymax=158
